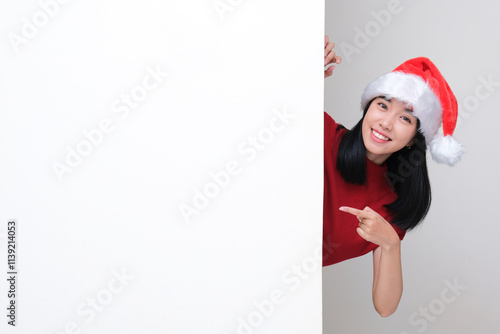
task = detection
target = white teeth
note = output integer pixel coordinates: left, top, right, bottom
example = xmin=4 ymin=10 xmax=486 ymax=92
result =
xmin=372 ymin=129 xmax=389 ymax=141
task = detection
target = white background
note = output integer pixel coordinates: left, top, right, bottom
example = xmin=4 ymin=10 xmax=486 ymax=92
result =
xmin=0 ymin=1 xmax=324 ymax=333
xmin=325 ymin=0 xmax=500 ymax=333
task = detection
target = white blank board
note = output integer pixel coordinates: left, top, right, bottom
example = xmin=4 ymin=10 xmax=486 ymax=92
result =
xmin=0 ymin=1 xmax=324 ymax=333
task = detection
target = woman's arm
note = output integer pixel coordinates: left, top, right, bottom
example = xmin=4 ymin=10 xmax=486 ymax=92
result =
xmin=372 ymin=243 xmax=403 ymax=317
xmin=339 ymin=206 xmax=403 ymax=317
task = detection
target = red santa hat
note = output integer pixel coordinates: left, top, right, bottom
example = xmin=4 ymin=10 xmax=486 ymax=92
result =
xmin=360 ymin=57 xmax=464 ymax=166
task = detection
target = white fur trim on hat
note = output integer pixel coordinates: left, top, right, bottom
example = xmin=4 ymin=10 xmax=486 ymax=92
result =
xmin=361 ymin=71 xmax=442 ymax=145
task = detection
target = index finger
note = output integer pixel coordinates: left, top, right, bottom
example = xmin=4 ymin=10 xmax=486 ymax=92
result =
xmin=325 ymin=35 xmax=329 ymax=47
xmin=339 ymin=206 xmax=363 ymax=217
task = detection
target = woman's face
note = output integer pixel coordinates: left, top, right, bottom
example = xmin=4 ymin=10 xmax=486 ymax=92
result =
xmin=362 ymin=97 xmax=418 ymax=165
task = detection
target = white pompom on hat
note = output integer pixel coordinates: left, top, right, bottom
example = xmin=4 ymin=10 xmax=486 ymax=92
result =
xmin=361 ymin=57 xmax=464 ymax=166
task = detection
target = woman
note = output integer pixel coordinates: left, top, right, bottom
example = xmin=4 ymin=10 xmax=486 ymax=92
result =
xmin=322 ymin=36 xmax=464 ymax=317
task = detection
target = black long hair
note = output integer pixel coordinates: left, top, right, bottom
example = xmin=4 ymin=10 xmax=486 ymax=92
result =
xmin=336 ymin=99 xmax=431 ymax=231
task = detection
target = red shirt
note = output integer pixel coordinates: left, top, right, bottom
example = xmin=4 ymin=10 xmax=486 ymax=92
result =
xmin=323 ymin=112 xmax=406 ymax=266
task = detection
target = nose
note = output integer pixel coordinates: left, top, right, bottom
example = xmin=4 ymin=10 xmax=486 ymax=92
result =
xmin=380 ymin=115 xmax=394 ymax=131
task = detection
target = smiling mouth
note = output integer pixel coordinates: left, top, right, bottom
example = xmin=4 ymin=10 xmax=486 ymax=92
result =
xmin=372 ymin=129 xmax=391 ymax=141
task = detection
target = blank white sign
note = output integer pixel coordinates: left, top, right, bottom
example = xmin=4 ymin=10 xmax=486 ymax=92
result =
xmin=0 ymin=1 xmax=324 ymax=333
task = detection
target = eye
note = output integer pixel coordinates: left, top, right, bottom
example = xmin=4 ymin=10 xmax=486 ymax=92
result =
xmin=377 ymin=102 xmax=388 ymax=110
xmin=401 ymin=115 xmax=412 ymax=123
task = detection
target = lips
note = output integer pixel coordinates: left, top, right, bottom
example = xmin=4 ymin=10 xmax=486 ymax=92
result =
xmin=371 ymin=129 xmax=391 ymax=142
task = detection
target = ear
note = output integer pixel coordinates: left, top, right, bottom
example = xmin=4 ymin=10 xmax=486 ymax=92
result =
xmin=406 ymin=139 xmax=416 ymax=148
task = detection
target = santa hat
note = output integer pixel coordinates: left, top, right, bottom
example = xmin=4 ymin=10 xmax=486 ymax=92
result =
xmin=361 ymin=57 xmax=464 ymax=166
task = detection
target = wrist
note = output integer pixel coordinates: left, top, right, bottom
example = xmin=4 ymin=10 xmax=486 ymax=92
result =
xmin=381 ymin=238 xmax=401 ymax=252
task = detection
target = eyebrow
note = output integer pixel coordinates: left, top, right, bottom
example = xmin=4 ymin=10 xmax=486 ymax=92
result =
xmin=379 ymin=96 xmax=414 ymax=113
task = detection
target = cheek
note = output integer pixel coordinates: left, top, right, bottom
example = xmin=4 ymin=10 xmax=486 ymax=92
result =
xmin=361 ymin=120 xmax=370 ymax=142
xmin=401 ymin=127 xmax=417 ymax=144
